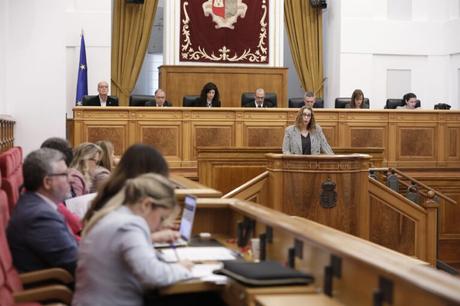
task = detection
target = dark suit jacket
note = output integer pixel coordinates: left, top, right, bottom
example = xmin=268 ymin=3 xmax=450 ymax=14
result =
xmin=244 ymin=100 xmax=275 ymax=108
xmin=145 ymin=100 xmax=172 ymax=107
xmin=194 ymin=98 xmax=221 ymax=107
xmin=6 ymin=192 xmax=78 ymax=273
xmin=85 ymin=95 xmax=119 ymax=106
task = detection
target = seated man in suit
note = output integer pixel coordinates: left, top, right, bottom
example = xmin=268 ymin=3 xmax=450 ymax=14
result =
xmin=145 ymin=89 xmax=172 ymax=107
xmin=303 ymin=91 xmax=316 ymax=108
xmin=244 ymin=88 xmax=275 ymax=108
xmin=85 ymin=81 xmax=118 ymax=107
xmin=7 ymin=148 xmax=78 ymax=274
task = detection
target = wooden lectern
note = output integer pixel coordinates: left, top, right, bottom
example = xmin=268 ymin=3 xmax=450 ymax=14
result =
xmin=265 ymin=154 xmax=371 ymax=239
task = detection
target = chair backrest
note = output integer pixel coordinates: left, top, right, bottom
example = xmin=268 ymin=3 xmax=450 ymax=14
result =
xmin=0 ymin=212 xmax=23 ymax=295
xmin=434 ymin=103 xmax=451 ymax=110
xmin=0 ymin=173 xmax=9 ymax=229
xmin=385 ymin=98 xmax=421 ymax=109
xmin=335 ymin=97 xmax=370 ymax=108
xmin=183 ymin=95 xmax=199 ymax=107
xmin=82 ymin=95 xmax=96 ymax=106
xmin=241 ymin=92 xmax=277 ymax=107
xmin=0 ymin=147 xmax=24 ymax=213
xmin=82 ymin=95 xmax=119 ymax=106
xmin=288 ymin=98 xmax=324 ymax=108
xmin=129 ymin=95 xmax=155 ymax=107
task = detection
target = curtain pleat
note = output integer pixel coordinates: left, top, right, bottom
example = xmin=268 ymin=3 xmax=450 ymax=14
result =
xmin=284 ymin=0 xmax=324 ymax=96
xmin=111 ymin=0 xmax=158 ymax=105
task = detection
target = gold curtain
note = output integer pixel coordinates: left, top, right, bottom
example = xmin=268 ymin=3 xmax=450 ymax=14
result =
xmin=284 ymin=1 xmax=324 ymax=96
xmin=111 ymin=0 xmax=158 ymax=105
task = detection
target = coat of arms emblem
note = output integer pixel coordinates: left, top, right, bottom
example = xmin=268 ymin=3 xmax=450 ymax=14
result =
xmin=202 ymin=0 xmax=248 ymax=29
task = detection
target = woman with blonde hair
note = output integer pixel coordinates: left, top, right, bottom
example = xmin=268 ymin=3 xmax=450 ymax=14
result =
xmin=90 ymin=140 xmax=114 ymax=192
xmin=70 ymin=142 xmax=103 ymax=192
xmin=282 ymin=105 xmax=333 ymax=155
xmin=72 ymin=173 xmax=192 ymax=306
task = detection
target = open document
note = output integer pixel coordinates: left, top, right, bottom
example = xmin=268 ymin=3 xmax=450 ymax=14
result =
xmin=64 ymin=193 xmax=97 ymax=219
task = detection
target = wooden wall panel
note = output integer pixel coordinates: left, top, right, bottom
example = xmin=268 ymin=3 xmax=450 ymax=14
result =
xmin=399 ymin=128 xmax=435 ymax=158
xmin=447 ymin=127 xmax=460 ymax=160
xmin=139 ymin=125 xmax=181 ymax=159
xmin=350 ymin=128 xmax=385 ymax=148
xmin=159 ymin=65 xmax=288 ymax=107
xmin=86 ymin=124 xmax=127 ymax=155
xmin=194 ymin=125 xmax=233 ymax=147
xmin=369 ymin=196 xmax=416 ymax=256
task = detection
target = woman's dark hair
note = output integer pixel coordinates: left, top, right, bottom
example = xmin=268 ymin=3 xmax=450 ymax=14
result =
xmin=403 ymin=93 xmax=417 ymax=104
xmin=199 ymin=82 xmax=220 ymax=104
xmin=40 ymin=137 xmax=73 ymax=166
xmin=83 ymin=144 xmax=169 ymax=223
xmin=350 ymin=89 xmax=364 ymax=108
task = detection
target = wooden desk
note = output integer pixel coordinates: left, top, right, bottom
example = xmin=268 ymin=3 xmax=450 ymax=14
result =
xmin=188 ymin=198 xmax=460 ymax=306
xmin=171 ymin=174 xmax=222 ymax=200
xmin=255 ymin=294 xmax=343 ymax=306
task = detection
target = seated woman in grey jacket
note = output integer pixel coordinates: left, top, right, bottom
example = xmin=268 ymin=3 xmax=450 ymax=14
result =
xmin=72 ymin=173 xmax=192 ymax=306
xmin=282 ymin=105 xmax=333 ymax=155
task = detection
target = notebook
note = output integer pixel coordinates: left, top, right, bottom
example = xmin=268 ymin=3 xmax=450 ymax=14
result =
xmin=154 ymin=194 xmax=197 ymax=248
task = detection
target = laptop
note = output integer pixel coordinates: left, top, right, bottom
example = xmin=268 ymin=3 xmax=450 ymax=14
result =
xmin=155 ymin=194 xmax=197 ymax=248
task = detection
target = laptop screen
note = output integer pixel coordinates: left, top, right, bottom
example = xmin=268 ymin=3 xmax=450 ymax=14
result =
xmin=179 ymin=195 xmax=197 ymax=241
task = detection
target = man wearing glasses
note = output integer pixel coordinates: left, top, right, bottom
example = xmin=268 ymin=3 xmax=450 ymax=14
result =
xmin=244 ymin=88 xmax=275 ymax=108
xmin=7 ymin=148 xmax=78 ymax=274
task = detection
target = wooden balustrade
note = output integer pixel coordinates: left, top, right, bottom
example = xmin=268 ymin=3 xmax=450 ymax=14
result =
xmin=0 ymin=115 xmax=15 ymax=153
xmin=190 ymin=198 xmax=460 ymax=306
xmin=218 ymin=155 xmax=439 ymax=264
xmin=197 ymin=147 xmax=384 ymax=194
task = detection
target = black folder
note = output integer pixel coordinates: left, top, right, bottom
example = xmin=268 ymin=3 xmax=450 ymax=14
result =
xmin=215 ymin=260 xmax=314 ymax=286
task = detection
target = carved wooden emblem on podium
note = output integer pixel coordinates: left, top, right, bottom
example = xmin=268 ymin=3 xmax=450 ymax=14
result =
xmin=320 ymin=178 xmax=337 ymax=209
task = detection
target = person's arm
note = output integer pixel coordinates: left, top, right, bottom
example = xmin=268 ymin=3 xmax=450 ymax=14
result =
xmin=282 ymin=127 xmax=292 ymax=154
xmin=118 ymin=224 xmax=191 ymax=288
xmin=27 ymin=212 xmax=78 ymax=274
xmin=318 ymin=127 xmax=334 ymax=155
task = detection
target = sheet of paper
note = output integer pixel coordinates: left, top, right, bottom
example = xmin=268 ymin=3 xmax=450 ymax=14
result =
xmin=160 ymin=247 xmax=237 ymax=262
xmin=191 ymin=263 xmax=227 ymax=284
xmin=64 ymin=192 xmax=97 ymax=218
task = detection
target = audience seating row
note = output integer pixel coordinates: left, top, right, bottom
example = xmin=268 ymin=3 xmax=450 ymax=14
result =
xmin=0 ymin=147 xmax=23 ymax=214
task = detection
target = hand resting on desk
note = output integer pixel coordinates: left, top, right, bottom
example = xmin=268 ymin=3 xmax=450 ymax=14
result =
xmin=152 ymin=229 xmax=181 ymax=243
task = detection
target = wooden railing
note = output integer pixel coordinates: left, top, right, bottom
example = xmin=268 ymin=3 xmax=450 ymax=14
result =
xmin=0 ymin=115 xmax=15 ymax=153
xmin=191 ymin=198 xmax=460 ymax=306
xmin=221 ymin=158 xmax=446 ymax=265
xmin=368 ymin=177 xmax=438 ymax=265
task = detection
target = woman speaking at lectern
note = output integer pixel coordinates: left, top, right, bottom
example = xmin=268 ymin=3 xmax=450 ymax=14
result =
xmin=282 ymin=106 xmax=333 ymax=155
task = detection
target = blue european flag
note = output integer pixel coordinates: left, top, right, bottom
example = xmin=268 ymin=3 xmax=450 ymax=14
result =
xmin=75 ymin=33 xmax=88 ymax=106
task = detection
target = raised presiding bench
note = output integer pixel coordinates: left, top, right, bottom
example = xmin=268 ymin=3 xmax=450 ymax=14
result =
xmin=72 ymin=107 xmax=460 ymax=169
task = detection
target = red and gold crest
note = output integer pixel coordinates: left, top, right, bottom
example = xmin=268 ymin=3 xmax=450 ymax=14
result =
xmin=180 ymin=0 xmax=269 ymax=64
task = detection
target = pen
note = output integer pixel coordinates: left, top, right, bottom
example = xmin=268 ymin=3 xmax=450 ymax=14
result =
xmin=171 ymin=243 xmax=180 ymax=262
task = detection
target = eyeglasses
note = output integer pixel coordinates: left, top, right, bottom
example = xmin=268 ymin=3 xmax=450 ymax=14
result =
xmin=303 ymin=113 xmax=312 ymax=117
xmin=47 ymin=172 xmax=69 ymax=178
